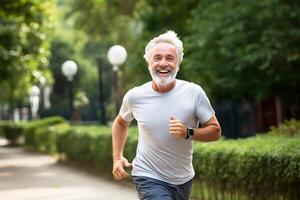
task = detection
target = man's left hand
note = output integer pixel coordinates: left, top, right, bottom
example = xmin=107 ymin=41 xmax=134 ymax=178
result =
xmin=169 ymin=117 xmax=187 ymax=139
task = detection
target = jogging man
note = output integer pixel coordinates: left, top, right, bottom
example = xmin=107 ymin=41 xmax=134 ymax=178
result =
xmin=112 ymin=30 xmax=221 ymax=200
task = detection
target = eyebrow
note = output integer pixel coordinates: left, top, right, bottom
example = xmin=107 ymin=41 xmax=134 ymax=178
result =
xmin=153 ymin=53 xmax=175 ymax=57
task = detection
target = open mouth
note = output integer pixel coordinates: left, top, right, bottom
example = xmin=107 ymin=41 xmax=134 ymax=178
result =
xmin=156 ymin=69 xmax=171 ymax=76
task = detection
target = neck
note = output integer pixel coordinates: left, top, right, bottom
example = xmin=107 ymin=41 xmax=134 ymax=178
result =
xmin=152 ymin=80 xmax=176 ymax=93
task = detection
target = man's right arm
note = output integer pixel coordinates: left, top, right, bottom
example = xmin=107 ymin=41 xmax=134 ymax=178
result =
xmin=112 ymin=115 xmax=132 ymax=180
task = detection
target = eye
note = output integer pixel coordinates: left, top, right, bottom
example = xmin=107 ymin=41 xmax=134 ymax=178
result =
xmin=153 ymin=55 xmax=161 ymax=61
xmin=166 ymin=55 xmax=175 ymax=61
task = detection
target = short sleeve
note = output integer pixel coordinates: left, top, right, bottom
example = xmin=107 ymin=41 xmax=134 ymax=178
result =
xmin=195 ymin=87 xmax=215 ymax=124
xmin=119 ymin=91 xmax=134 ymax=122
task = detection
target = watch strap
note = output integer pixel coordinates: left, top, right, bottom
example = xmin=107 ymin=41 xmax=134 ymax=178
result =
xmin=185 ymin=128 xmax=189 ymax=139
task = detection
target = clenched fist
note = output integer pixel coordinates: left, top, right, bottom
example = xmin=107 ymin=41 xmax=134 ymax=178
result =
xmin=169 ymin=117 xmax=187 ymax=139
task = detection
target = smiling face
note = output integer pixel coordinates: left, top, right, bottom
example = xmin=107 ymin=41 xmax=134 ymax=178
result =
xmin=148 ymin=42 xmax=179 ymax=86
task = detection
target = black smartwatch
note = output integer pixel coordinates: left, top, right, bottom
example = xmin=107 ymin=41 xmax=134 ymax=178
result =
xmin=186 ymin=128 xmax=194 ymax=139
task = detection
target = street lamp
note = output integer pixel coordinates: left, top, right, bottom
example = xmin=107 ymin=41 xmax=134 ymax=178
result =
xmin=29 ymin=86 xmax=40 ymax=120
xmin=43 ymin=86 xmax=52 ymax=109
xmin=38 ymin=76 xmax=52 ymax=110
xmin=61 ymin=60 xmax=78 ymax=120
xmin=32 ymin=71 xmax=47 ymax=116
xmin=107 ymin=45 xmax=127 ymax=116
xmin=96 ymin=56 xmax=107 ymax=125
xmin=39 ymin=76 xmax=46 ymax=112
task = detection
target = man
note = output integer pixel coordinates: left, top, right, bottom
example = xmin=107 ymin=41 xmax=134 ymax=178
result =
xmin=112 ymin=30 xmax=221 ymax=200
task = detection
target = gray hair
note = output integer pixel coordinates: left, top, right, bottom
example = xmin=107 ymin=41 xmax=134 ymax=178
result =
xmin=144 ymin=30 xmax=184 ymax=65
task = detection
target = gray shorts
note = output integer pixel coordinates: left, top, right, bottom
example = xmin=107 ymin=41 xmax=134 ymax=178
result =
xmin=132 ymin=176 xmax=193 ymax=200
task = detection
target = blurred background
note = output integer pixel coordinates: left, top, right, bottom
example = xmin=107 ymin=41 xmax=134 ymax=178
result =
xmin=0 ymin=0 xmax=299 ymax=138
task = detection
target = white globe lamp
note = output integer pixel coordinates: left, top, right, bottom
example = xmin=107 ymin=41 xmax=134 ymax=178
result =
xmin=107 ymin=45 xmax=127 ymax=71
xmin=61 ymin=60 xmax=78 ymax=81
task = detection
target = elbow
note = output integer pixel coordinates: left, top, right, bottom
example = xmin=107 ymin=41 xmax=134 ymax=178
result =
xmin=113 ymin=115 xmax=130 ymax=129
xmin=213 ymin=126 xmax=222 ymax=141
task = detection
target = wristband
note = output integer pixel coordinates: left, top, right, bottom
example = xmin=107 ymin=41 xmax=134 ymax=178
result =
xmin=185 ymin=128 xmax=189 ymax=139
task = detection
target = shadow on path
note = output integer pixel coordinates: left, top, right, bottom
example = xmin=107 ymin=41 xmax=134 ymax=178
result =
xmin=0 ymin=138 xmax=137 ymax=200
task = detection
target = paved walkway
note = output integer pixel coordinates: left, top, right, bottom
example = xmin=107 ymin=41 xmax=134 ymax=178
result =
xmin=0 ymin=138 xmax=138 ymax=200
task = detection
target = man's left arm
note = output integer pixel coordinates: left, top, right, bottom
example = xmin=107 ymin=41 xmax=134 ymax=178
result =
xmin=169 ymin=115 xmax=221 ymax=142
xmin=192 ymin=115 xmax=221 ymax=142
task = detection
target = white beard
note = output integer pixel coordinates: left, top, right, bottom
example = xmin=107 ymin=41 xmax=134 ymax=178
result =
xmin=149 ymin=67 xmax=178 ymax=86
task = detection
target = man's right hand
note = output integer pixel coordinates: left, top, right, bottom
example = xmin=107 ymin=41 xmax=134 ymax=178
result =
xmin=112 ymin=157 xmax=132 ymax=180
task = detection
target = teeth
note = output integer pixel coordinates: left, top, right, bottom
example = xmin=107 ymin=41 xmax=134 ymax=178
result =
xmin=158 ymin=69 xmax=169 ymax=73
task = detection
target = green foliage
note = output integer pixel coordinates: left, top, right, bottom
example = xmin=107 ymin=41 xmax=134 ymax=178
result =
xmin=135 ymin=0 xmax=197 ymax=35
xmin=74 ymin=91 xmax=89 ymax=109
xmin=56 ymin=125 xmax=138 ymax=172
xmin=0 ymin=116 xmax=65 ymax=146
xmin=57 ymin=126 xmax=97 ymax=162
xmin=43 ymin=0 xmax=300 ymax=123
xmin=65 ymin=0 xmax=139 ymax=43
xmin=47 ymin=6 xmax=100 ymax=120
xmin=185 ymin=0 xmax=300 ymax=100
xmin=0 ymin=121 xmax=26 ymax=145
xmin=0 ymin=0 xmax=57 ymax=111
xmin=49 ymin=0 xmax=145 ymax=121
xmin=47 ymin=36 xmax=77 ymax=115
xmin=23 ymin=122 xmax=138 ymax=174
xmin=270 ymin=119 xmax=300 ymax=137
xmin=24 ymin=116 xmax=66 ymax=147
xmin=34 ymin=122 xmax=69 ymax=154
xmin=192 ymin=135 xmax=300 ymax=199
xmin=87 ymin=126 xmax=114 ymax=170
xmin=122 ymin=0 xmax=200 ymax=87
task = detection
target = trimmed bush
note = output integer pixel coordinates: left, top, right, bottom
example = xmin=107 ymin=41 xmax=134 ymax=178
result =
xmin=56 ymin=126 xmax=138 ymax=173
xmin=0 ymin=117 xmax=65 ymax=146
xmin=57 ymin=126 xmax=97 ymax=162
xmin=269 ymin=119 xmax=300 ymax=137
xmin=192 ymin=135 xmax=300 ymax=200
xmin=34 ymin=123 xmax=70 ymax=154
xmin=0 ymin=121 xmax=26 ymax=145
xmin=24 ymin=116 xmax=66 ymax=147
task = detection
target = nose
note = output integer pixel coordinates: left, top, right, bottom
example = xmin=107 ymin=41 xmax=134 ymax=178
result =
xmin=159 ymin=58 xmax=168 ymax=67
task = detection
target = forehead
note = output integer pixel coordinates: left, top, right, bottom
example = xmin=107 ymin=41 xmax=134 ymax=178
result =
xmin=150 ymin=42 xmax=177 ymax=57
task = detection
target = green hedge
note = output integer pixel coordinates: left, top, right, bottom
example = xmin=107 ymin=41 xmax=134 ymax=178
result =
xmin=191 ymin=120 xmax=300 ymax=200
xmin=269 ymin=119 xmax=300 ymax=137
xmin=0 ymin=116 xmax=66 ymax=146
xmin=192 ymin=135 xmax=300 ymax=200
xmin=23 ymin=116 xmax=66 ymax=148
xmin=22 ymin=119 xmax=300 ymax=200
xmin=33 ymin=122 xmax=70 ymax=154
xmin=56 ymin=126 xmax=138 ymax=172
xmin=0 ymin=121 xmax=26 ymax=145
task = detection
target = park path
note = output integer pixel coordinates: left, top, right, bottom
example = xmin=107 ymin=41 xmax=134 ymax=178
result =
xmin=0 ymin=138 xmax=138 ymax=200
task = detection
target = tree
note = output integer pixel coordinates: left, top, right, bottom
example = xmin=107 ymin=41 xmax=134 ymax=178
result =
xmin=185 ymin=0 xmax=300 ymax=102
xmin=0 ymin=0 xmax=57 ymax=117
xmin=125 ymin=0 xmax=199 ymax=86
xmin=56 ymin=0 xmax=143 ymax=120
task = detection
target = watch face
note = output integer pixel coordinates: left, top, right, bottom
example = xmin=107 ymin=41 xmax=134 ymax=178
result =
xmin=189 ymin=128 xmax=194 ymax=136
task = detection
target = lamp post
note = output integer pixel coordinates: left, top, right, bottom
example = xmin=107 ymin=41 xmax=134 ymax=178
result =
xmin=29 ymin=86 xmax=40 ymax=120
xmin=39 ymin=76 xmax=46 ymax=113
xmin=32 ymin=71 xmax=47 ymax=117
xmin=61 ymin=60 xmax=78 ymax=120
xmin=43 ymin=86 xmax=52 ymax=110
xmin=96 ymin=56 xmax=107 ymax=125
xmin=37 ymin=75 xmax=51 ymax=110
xmin=107 ymin=45 xmax=127 ymax=116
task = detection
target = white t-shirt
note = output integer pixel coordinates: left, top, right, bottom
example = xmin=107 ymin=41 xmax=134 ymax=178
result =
xmin=119 ymin=79 xmax=215 ymax=185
